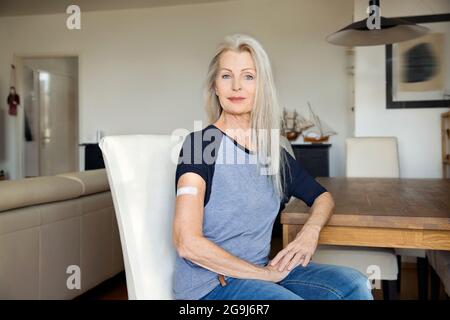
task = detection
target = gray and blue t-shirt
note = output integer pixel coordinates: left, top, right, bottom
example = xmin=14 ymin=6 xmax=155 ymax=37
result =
xmin=173 ymin=124 xmax=327 ymax=300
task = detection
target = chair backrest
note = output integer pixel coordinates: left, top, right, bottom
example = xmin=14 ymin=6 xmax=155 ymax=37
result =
xmin=99 ymin=134 xmax=184 ymax=299
xmin=346 ymin=137 xmax=400 ymax=178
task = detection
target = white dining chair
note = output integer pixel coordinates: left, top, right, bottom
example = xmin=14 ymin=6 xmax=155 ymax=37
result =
xmin=346 ymin=137 xmax=427 ymax=299
xmin=345 ymin=137 xmax=400 ymax=178
xmin=99 ymin=134 xmax=185 ymax=299
xmin=311 ymin=137 xmax=400 ymax=299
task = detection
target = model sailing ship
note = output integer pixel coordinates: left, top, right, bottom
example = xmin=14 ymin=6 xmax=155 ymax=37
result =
xmin=302 ymin=102 xmax=337 ymax=143
xmin=282 ymin=109 xmax=314 ymax=141
xmin=282 ymin=102 xmax=337 ymax=143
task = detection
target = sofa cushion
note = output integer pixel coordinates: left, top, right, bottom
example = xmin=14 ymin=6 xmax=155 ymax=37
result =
xmin=0 ymin=176 xmax=83 ymax=212
xmin=57 ymin=169 xmax=109 ymax=196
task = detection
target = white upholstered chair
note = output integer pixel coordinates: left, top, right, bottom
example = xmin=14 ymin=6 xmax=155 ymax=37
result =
xmin=345 ymin=137 xmax=400 ymax=178
xmin=99 ymin=134 xmax=184 ymax=299
xmin=311 ymin=137 xmax=400 ymax=299
xmin=345 ymin=137 xmax=427 ymax=299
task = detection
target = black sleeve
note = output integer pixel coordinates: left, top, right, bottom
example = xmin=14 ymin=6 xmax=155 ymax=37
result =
xmin=175 ymin=132 xmax=209 ymax=188
xmin=282 ymin=149 xmax=327 ymax=207
xmin=175 ymin=131 xmax=216 ymax=206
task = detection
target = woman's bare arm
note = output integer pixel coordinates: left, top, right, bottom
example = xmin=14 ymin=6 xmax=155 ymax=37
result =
xmin=303 ymin=191 xmax=335 ymax=229
xmin=172 ymin=172 xmax=288 ymax=282
xmin=270 ymin=191 xmax=335 ymax=271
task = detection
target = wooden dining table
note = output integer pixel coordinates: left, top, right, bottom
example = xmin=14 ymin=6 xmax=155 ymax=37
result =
xmin=281 ymin=177 xmax=450 ymax=250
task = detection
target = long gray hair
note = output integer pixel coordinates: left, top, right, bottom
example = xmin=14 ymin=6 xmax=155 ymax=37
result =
xmin=203 ymin=34 xmax=289 ymax=201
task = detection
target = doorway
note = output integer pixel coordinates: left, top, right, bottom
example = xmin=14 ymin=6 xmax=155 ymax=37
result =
xmin=19 ymin=57 xmax=79 ymax=178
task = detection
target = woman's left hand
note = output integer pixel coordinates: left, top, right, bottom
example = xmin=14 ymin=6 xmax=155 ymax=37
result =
xmin=269 ymin=224 xmax=321 ymax=272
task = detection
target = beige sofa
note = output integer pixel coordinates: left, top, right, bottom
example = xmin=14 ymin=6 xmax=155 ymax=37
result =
xmin=0 ymin=169 xmax=124 ymax=299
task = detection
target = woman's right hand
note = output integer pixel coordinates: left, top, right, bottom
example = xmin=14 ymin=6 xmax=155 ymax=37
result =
xmin=262 ymin=261 xmax=291 ymax=283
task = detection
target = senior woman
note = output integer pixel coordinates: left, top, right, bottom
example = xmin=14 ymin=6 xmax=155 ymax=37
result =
xmin=172 ymin=34 xmax=373 ymax=300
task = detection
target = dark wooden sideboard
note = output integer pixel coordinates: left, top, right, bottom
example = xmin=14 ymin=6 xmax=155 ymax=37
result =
xmin=273 ymin=143 xmax=331 ymax=237
xmin=291 ymin=143 xmax=331 ymax=178
xmin=79 ymin=143 xmax=105 ymax=170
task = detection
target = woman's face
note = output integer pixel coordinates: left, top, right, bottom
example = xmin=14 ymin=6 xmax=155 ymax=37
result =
xmin=215 ymin=50 xmax=256 ymax=116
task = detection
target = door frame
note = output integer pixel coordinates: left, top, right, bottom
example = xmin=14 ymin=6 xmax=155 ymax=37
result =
xmin=13 ymin=53 xmax=80 ymax=179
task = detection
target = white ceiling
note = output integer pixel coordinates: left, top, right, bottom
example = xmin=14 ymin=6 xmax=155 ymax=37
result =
xmin=0 ymin=0 xmax=235 ymax=17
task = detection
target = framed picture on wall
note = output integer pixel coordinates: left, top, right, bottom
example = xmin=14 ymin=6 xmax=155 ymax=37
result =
xmin=386 ymin=13 xmax=450 ymax=109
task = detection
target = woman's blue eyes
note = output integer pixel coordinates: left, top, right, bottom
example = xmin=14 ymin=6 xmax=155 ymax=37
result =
xmin=221 ymin=74 xmax=254 ymax=80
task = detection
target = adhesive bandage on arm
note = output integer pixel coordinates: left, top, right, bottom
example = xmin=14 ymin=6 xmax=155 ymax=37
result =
xmin=176 ymin=186 xmax=198 ymax=196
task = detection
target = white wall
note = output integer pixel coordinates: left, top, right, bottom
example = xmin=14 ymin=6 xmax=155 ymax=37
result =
xmin=0 ymin=0 xmax=354 ymax=179
xmin=354 ymin=0 xmax=450 ymax=178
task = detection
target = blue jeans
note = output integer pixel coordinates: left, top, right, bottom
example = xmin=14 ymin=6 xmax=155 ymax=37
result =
xmin=200 ymin=262 xmax=373 ymax=300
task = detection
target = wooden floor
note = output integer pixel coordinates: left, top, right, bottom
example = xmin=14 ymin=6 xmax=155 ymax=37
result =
xmin=75 ymin=237 xmax=449 ymax=300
